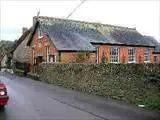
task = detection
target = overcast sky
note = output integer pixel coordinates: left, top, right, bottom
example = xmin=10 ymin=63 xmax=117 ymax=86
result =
xmin=0 ymin=0 xmax=160 ymax=42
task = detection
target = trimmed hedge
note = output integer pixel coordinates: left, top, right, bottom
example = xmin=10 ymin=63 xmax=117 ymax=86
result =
xmin=38 ymin=63 xmax=160 ymax=109
xmin=27 ymin=72 xmax=39 ymax=80
xmin=13 ymin=68 xmax=25 ymax=77
xmin=13 ymin=61 xmax=30 ymax=75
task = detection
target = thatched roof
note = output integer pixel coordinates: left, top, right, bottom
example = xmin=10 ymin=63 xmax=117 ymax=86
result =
xmin=13 ymin=28 xmax=32 ymax=63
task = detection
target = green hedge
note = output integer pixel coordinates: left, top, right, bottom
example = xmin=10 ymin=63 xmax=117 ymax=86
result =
xmin=13 ymin=68 xmax=25 ymax=77
xmin=27 ymin=72 xmax=39 ymax=80
xmin=38 ymin=63 xmax=160 ymax=109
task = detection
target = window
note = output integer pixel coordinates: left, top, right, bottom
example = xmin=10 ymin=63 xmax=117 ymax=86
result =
xmin=154 ymin=56 xmax=158 ymax=63
xmin=110 ymin=47 xmax=119 ymax=63
xmin=46 ymin=45 xmax=56 ymax=63
xmin=128 ymin=48 xmax=136 ymax=63
xmin=49 ymin=55 xmax=56 ymax=63
xmin=144 ymin=48 xmax=150 ymax=62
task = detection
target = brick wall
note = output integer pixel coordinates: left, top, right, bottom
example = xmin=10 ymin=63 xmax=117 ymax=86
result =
xmin=31 ymin=30 xmax=58 ymax=61
xmin=60 ymin=52 xmax=96 ymax=63
xmin=29 ymin=29 xmax=58 ymax=72
xmin=119 ymin=47 xmax=128 ymax=63
xmin=28 ymin=25 xmax=157 ymax=71
xmin=136 ymin=47 xmax=144 ymax=63
xmin=60 ymin=52 xmax=76 ymax=63
xmin=98 ymin=45 xmax=110 ymax=63
xmin=29 ymin=29 xmax=96 ymax=72
xmin=153 ymin=53 xmax=160 ymax=63
xmin=98 ymin=45 xmax=154 ymax=64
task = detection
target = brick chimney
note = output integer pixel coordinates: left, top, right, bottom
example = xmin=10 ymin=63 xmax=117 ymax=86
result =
xmin=22 ymin=27 xmax=28 ymax=34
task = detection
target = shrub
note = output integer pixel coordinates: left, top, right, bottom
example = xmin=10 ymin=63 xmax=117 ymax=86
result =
xmin=27 ymin=72 xmax=39 ymax=80
xmin=13 ymin=68 xmax=25 ymax=77
xmin=37 ymin=63 xmax=160 ymax=109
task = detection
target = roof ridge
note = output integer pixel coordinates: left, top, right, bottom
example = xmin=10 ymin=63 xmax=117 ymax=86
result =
xmin=34 ymin=16 xmax=136 ymax=31
xmin=10 ymin=28 xmax=32 ymax=53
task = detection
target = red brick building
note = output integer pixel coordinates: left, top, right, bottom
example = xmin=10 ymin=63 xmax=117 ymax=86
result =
xmin=153 ymin=45 xmax=160 ymax=63
xmin=12 ymin=16 xmax=160 ymax=73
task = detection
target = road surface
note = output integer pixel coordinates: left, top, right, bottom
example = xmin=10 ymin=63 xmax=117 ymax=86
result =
xmin=0 ymin=72 xmax=159 ymax=120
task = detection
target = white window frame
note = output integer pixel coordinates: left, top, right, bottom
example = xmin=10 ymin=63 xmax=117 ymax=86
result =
xmin=144 ymin=48 xmax=150 ymax=63
xmin=46 ymin=46 xmax=49 ymax=62
xmin=128 ymin=47 xmax=136 ymax=63
xmin=110 ymin=47 xmax=119 ymax=63
xmin=49 ymin=55 xmax=56 ymax=63
xmin=54 ymin=55 xmax=57 ymax=63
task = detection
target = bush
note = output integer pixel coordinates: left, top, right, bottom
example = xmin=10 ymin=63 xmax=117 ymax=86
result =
xmin=140 ymin=93 xmax=160 ymax=109
xmin=27 ymin=72 xmax=39 ymax=80
xmin=5 ymin=54 xmax=12 ymax=69
xmin=13 ymin=61 xmax=30 ymax=75
xmin=13 ymin=68 xmax=25 ymax=77
xmin=38 ymin=63 xmax=160 ymax=109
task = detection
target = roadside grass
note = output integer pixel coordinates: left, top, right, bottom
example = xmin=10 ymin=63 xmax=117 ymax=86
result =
xmin=144 ymin=94 xmax=160 ymax=109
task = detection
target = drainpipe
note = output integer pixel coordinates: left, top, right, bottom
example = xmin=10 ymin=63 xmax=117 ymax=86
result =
xmin=96 ymin=47 xmax=99 ymax=63
xmin=59 ymin=52 xmax=61 ymax=63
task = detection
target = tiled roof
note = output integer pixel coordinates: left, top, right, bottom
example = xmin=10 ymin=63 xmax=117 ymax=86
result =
xmin=140 ymin=36 xmax=158 ymax=46
xmin=107 ymin=30 xmax=157 ymax=46
xmin=41 ymin=23 xmax=96 ymax=51
xmin=40 ymin=17 xmax=155 ymax=47
xmin=154 ymin=44 xmax=160 ymax=53
xmin=140 ymin=36 xmax=160 ymax=53
xmin=27 ymin=16 xmax=157 ymax=51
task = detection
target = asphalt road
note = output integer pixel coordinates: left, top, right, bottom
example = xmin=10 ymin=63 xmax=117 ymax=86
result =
xmin=0 ymin=72 xmax=159 ymax=120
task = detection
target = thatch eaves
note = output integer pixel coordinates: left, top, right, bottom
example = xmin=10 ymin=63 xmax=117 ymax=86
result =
xmin=13 ymin=28 xmax=32 ymax=63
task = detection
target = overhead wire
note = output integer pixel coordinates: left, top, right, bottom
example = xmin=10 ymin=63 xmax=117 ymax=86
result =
xmin=67 ymin=0 xmax=86 ymax=19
